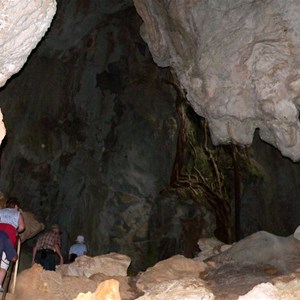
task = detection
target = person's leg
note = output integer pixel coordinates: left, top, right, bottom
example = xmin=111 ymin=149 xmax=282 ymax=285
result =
xmin=0 ymin=253 xmax=9 ymax=292
xmin=44 ymin=252 xmax=56 ymax=271
xmin=35 ymin=250 xmax=47 ymax=269
xmin=69 ymin=253 xmax=77 ymax=263
xmin=3 ymin=236 xmax=17 ymax=262
xmin=0 ymin=268 xmax=6 ymax=292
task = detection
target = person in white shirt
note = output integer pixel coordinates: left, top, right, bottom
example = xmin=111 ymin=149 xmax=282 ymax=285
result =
xmin=68 ymin=235 xmax=87 ymax=262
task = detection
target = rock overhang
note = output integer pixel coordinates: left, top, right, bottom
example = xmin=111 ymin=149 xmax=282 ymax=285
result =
xmin=134 ymin=0 xmax=300 ymax=161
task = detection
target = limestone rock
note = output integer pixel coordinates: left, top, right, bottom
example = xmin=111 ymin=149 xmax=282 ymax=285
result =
xmin=196 ymin=237 xmax=232 ymax=261
xmin=57 ymin=252 xmax=131 ymax=278
xmin=0 ymin=109 xmax=5 ymax=146
xmin=90 ymin=273 xmax=140 ymax=300
xmin=136 ymin=255 xmax=207 ymax=292
xmin=208 ymin=231 xmax=300 ymax=273
xmin=74 ymin=279 xmax=121 ymax=300
xmin=0 ymin=0 xmax=56 ymax=88
xmin=238 ymin=281 xmax=300 ymax=300
xmin=136 ymin=278 xmax=215 ymax=300
xmin=293 ymin=225 xmax=300 ymax=241
xmin=134 ymin=0 xmax=300 ymax=161
xmin=238 ymin=283 xmax=282 ymax=300
xmin=19 ymin=211 xmax=45 ymax=242
xmin=15 ymin=264 xmax=98 ymax=300
xmin=15 ymin=230 xmax=300 ymax=299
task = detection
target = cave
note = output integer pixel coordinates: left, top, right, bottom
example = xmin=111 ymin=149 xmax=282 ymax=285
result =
xmin=1 ymin=0 xmax=300 ymax=299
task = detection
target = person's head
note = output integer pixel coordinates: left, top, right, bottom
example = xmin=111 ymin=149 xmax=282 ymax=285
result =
xmin=76 ymin=235 xmax=85 ymax=244
xmin=6 ymin=197 xmax=20 ymax=209
xmin=51 ymin=224 xmax=61 ymax=235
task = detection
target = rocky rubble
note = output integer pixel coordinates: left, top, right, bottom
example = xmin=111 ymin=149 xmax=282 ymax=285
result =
xmin=13 ymin=229 xmax=300 ymax=300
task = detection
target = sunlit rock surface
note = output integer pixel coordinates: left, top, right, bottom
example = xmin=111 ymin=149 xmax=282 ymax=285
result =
xmin=134 ymin=0 xmax=300 ymax=161
xmin=0 ymin=0 xmax=56 ymax=88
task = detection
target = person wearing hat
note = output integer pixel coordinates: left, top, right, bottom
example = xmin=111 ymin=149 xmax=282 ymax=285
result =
xmin=32 ymin=224 xmax=64 ymax=271
xmin=68 ymin=235 xmax=88 ymax=263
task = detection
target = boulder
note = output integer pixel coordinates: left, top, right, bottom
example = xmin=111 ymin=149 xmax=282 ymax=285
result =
xmin=136 ymin=255 xmax=207 ymax=292
xmin=136 ymin=278 xmax=214 ymax=300
xmin=19 ymin=211 xmax=45 ymax=242
xmin=57 ymin=252 xmax=131 ymax=278
xmin=74 ymin=279 xmax=121 ymax=300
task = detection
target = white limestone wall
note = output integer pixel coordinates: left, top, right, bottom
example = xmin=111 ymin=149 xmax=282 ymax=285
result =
xmin=0 ymin=0 xmax=56 ymax=88
xmin=0 ymin=0 xmax=57 ymax=143
xmin=134 ymin=0 xmax=300 ymax=161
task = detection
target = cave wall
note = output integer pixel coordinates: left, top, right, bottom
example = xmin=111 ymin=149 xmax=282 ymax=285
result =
xmin=0 ymin=0 xmax=300 ymax=271
xmin=241 ymin=132 xmax=300 ymax=238
xmin=0 ymin=0 xmax=180 ymax=270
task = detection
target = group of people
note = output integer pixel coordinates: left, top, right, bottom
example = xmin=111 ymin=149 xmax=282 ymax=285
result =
xmin=0 ymin=196 xmax=88 ymax=293
xmin=32 ymin=225 xmax=88 ymax=270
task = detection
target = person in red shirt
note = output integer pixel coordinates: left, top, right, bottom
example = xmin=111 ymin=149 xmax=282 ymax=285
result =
xmin=0 ymin=197 xmax=25 ymax=291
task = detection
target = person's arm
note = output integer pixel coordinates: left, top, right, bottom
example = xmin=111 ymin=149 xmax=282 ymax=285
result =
xmin=54 ymin=244 xmax=64 ymax=265
xmin=18 ymin=213 xmax=25 ymax=233
xmin=32 ymin=245 xmax=37 ymax=266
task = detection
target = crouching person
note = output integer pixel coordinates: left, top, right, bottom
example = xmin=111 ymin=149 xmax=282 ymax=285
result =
xmin=32 ymin=224 xmax=63 ymax=271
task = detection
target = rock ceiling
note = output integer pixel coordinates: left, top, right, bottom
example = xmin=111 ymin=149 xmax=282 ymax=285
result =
xmin=133 ymin=0 xmax=300 ymax=161
xmin=3 ymin=0 xmax=300 ymax=161
xmin=0 ymin=0 xmax=56 ymax=146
